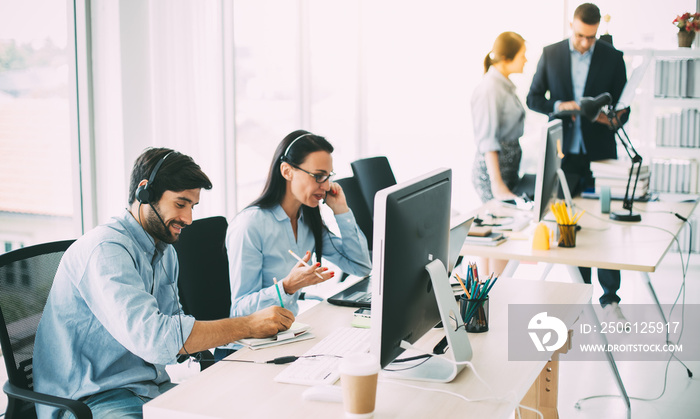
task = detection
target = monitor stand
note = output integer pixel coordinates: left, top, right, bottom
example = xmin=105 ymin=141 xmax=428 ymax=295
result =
xmin=556 ymin=168 xmax=574 ymax=211
xmin=383 ymin=259 xmax=473 ymax=383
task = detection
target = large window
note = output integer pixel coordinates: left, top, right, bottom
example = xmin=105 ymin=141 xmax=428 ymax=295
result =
xmin=0 ymin=0 xmax=78 ymax=253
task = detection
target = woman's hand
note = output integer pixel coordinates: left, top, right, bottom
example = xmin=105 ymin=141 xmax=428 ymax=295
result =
xmin=323 ymin=181 xmax=350 ymax=214
xmin=282 ymin=251 xmax=335 ymax=295
xmin=484 ymin=151 xmax=517 ymax=200
xmin=491 ymin=183 xmax=517 ymax=200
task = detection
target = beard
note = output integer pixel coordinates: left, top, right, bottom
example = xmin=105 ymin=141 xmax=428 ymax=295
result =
xmin=144 ymin=203 xmax=179 ymax=244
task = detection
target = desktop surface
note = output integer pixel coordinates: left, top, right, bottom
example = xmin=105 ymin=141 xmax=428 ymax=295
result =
xmin=463 ymin=197 xmax=697 ymax=272
xmin=144 ymin=280 xmax=592 ymax=419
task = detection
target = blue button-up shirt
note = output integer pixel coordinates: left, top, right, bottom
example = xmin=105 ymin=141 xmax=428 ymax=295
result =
xmin=225 ymin=205 xmax=371 ymax=317
xmin=34 ymin=210 xmax=195 ymax=419
xmin=564 ymin=38 xmax=595 ymax=154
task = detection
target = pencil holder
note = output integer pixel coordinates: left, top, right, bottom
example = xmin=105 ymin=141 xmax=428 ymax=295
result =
xmin=557 ymin=223 xmax=577 ymax=248
xmin=459 ymin=295 xmax=489 ymax=333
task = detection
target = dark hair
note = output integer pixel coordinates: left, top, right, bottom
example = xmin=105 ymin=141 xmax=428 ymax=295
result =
xmin=483 ymin=31 xmax=525 ymax=73
xmin=128 ymin=147 xmax=213 ymax=205
xmin=574 ymin=3 xmax=601 ymax=25
xmin=249 ymin=130 xmax=334 ymax=263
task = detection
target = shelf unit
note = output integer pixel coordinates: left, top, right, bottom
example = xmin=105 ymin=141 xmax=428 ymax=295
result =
xmin=623 ymin=47 xmax=700 ymax=253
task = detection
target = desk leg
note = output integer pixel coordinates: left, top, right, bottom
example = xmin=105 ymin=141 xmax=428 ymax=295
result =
xmin=565 ymin=265 xmax=631 ymax=419
xmin=519 ymin=330 xmax=572 ymax=419
xmin=539 ymin=263 xmax=554 ymax=281
xmin=641 ymin=272 xmax=668 ymax=324
xmin=502 ymin=259 xmax=520 ymax=278
xmin=520 ymin=352 xmax=561 ymax=419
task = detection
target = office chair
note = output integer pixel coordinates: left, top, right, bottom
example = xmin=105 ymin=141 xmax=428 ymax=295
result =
xmin=350 ymin=156 xmax=397 ymax=220
xmin=0 ymin=240 xmax=93 ymax=419
xmin=172 ymin=216 xmax=231 ymax=368
xmin=335 ymin=176 xmax=373 ymax=250
xmin=173 ymin=216 xmax=231 ymax=321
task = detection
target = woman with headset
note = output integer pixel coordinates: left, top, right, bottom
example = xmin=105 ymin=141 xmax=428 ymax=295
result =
xmin=225 ymin=130 xmax=371 ymax=322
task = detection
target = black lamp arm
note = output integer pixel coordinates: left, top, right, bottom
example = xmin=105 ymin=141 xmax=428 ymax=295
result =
xmin=606 ymin=108 xmax=643 ymax=213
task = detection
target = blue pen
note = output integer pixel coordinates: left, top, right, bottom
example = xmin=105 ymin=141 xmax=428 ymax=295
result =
xmin=273 ymin=277 xmax=285 ymax=308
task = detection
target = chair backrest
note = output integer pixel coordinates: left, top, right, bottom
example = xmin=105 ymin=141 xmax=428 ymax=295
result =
xmin=335 ymin=176 xmax=374 ymax=249
xmin=0 ymin=240 xmax=75 ymax=393
xmin=350 ymin=156 xmax=397 ymax=219
xmin=172 ymin=216 xmax=231 ymax=321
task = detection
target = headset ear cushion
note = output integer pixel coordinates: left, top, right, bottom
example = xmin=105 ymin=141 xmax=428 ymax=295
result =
xmin=136 ymin=183 xmax=150 ymax=204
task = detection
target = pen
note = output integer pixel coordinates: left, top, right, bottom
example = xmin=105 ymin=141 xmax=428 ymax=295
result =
xmin=288 ymin=250 xmax=324 ymax=279
xmin=273 ymin=277 xmax=285 ymax=308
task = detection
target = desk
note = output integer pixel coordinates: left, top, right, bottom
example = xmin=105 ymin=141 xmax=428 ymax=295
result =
xmin=461 ymin=197 xmax=697 ymax=418
xmin=144 ymin=280 xmax=591 ymax=419
xmin=465 ymin=197 xmax=696 ymax=273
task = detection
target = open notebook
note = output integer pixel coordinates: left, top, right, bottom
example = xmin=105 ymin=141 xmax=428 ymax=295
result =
xmin=235 ymin=322 xmax=313 ymax=350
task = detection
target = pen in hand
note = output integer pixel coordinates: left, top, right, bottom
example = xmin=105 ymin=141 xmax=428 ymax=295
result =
xmin=288 ymin=250 xmax=324 ymax=279
xmin=273 ymin=277 xmax=285 ymax=308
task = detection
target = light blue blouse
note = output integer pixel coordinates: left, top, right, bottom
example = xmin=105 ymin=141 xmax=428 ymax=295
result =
xmin=34 ymin=210 xmax=195 ymax=419
xmin=225 ymin=205 xmax=371 ymax=317
xmin=471 ymin=66 xmax=526 ymax=154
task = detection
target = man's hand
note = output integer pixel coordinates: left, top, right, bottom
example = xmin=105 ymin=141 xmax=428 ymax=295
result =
xmin=558 ymin=101 xmax=580 ymax=121
xmin=245 ymin=306 xmax=295 ymax=338
xmin=594 ymin=107 xmax=629 ymax=128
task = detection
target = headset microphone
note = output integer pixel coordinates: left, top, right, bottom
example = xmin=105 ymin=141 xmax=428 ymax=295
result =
xmin=136 ymin=151 xmax=173 ymax=205
xmin=136 ymin=151 xmax=174 ymax=234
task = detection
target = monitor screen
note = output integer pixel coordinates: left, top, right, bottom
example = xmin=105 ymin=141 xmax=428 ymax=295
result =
xmin=370 ymin=168 xmax=451 ymax=369
xmin=533 ymin=120 xmax=564 ymax=223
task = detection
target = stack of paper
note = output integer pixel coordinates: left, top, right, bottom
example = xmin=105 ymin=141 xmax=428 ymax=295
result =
xmin=591 ymin=159 xmax=650 ymax=199
xmin=463 ymin=229 xmax=507 ymax=246
xmin=236 ymin=322 xmax=314 ymax=350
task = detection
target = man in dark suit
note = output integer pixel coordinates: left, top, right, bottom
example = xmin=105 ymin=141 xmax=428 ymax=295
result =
xmin=527 ymin=3 xmax=629 ymax=324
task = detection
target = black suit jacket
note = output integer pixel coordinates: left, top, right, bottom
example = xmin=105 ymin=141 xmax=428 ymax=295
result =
xmin=526 ymin=39 xmax=627 ymax=161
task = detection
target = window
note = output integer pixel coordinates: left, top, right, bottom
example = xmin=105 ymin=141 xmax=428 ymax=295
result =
xmin=0 ymin=0 xmax=79 ymax=253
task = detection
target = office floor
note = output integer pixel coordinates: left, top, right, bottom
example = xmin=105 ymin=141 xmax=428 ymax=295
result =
xmin=1 ymin=254 xmax=698 ymax=418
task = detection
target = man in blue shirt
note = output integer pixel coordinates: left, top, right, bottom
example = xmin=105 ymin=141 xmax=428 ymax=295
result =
xmin=34 ymin=148 xmax=294 ymax=418
xmin=527 ymin=3 xmax=629 ymax=323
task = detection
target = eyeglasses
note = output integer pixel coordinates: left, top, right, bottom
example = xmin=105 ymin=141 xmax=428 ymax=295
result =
xmin=574 ymin=33 xmax=596 ymax=42
xmin=288 ymin=162 xmax=335 ymax=183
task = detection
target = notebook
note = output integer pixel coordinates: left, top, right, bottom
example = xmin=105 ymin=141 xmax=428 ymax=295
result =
xmin=326 ymin=215 xmax=474 ymax=308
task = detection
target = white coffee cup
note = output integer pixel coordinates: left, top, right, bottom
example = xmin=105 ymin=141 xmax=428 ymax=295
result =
xmin=339 ymin=353 xmax=380 ymax=418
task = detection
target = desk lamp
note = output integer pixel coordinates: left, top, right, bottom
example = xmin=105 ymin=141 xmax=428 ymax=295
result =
xmin=564 ymin=92 xmax=643 ymax=222
xmin=604 ymin=105 xmax=642 ymax=222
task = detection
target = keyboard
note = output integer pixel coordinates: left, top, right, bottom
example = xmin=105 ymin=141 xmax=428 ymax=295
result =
xmin=274 ymin=327 xmax=371 ymax=386
xmin=327 ymin=276 xmax=372 ymax=308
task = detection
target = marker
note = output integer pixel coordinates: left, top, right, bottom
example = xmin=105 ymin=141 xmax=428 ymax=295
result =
xmin=288 ymin=250 xmax=324 ymax=279
xmin=273 ymin=277 xmax=285 ymax=308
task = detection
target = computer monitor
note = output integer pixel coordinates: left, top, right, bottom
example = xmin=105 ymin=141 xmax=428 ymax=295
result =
xmin=533 ymin=119 xmax=572 ymax=223
xmin=370 ymin=168 xmax=472 ymax=383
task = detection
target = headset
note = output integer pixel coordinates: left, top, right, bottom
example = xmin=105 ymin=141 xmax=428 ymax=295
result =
xmin=136 ymin=151 xmax=173 ymax=204
xmin=280 ymin=132 xmax=314 ymax=163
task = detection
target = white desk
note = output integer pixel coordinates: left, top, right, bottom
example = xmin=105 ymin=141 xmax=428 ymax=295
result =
xmin=464 ymin=198 xmax=696 ymax=273
xmin=144 ymin=280 xmax=592 ymax=419
xmin=461 ymin=197 xmax=697 ymax=418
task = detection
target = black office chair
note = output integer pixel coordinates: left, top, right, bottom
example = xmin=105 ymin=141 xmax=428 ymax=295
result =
xmin=173 ymin=216 xmax=231 ymax=321
xmin=335 ymin=176 xmax=373 ymax=250
xmin=350 ymin=156 xmax=397 ymax=219
xmin=0 ymin=240 xmax=93 ymax=419
xmin=171 ymin=216 xmax=231 ymax=367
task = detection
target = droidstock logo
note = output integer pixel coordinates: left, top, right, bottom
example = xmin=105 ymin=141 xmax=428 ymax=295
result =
xmin=528 ymin=312 xmax=568 ymax=352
